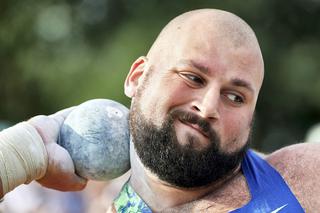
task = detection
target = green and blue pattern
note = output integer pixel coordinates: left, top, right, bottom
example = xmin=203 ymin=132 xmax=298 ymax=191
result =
xmin=114 ymin=182 xmax=152 ymax=213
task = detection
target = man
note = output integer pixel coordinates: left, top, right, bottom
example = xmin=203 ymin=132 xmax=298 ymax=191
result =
xmin=0 ymin=8 xmax=319 ymax=212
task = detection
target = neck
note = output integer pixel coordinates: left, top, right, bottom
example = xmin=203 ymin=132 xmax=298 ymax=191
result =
xmin=129 ymin=142 xmax=241 ymax=212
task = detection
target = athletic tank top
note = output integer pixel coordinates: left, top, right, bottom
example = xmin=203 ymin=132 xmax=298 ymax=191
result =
xmin=113 ymin=149 xmax=305 ymax=212
xmin=231 ymin=149 xmax=304 ymax=212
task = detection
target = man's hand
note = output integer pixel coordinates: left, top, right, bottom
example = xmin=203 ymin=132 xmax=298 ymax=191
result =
xmin=28 ymin=108 xmax=87 ymax=191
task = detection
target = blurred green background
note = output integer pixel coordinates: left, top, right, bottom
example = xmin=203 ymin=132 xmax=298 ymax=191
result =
xmin=1 ymin=0 xmax=320 ymax=152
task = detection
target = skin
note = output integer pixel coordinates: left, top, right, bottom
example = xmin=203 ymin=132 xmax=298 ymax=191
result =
xmin=29 ymin=108 xmax=87 ymax=191
xmin=126 ymin=10 xmax=263 ymax=153
xmin=124 ymin=9 xmax=320 ymax=212
xmin=124 ymin=9 xmax=261 ymax=211
xmin=0 ymin=108 xmax=87 ymax=198
xmin=1 ymin=8 xmax=320 ymax=213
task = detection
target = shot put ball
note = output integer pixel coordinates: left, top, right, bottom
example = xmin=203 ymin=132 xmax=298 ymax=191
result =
xmin=58 ymin=99 xmax=130 ymax=181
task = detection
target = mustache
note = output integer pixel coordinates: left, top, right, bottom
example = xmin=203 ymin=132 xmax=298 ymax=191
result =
xmin=169 ymin=109 xmax=218 ymax=141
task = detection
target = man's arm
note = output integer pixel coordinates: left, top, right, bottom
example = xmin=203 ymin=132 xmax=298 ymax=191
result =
xmin=267 ymin=143 xmax=320 ymax=211
xmin=0 ymin=108 xmax=87 ymax=198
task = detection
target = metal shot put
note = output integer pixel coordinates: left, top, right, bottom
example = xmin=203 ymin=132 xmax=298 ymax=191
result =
xmin=0 ymin=8 xmax=319 ymax=213
xmin=59 ymin=99 xmax=130 ymax=181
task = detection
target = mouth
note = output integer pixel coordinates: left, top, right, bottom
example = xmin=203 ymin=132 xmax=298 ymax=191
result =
xmin=178 ymin=119 xmax=209 ymax=138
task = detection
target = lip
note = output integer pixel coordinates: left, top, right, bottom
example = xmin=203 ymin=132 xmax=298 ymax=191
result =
xmin=178 ymin=119 xmax=209 ymax=138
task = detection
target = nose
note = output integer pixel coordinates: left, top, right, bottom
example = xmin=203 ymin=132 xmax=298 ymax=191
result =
xmin=191 ymin=88 xmax=220 ymax=120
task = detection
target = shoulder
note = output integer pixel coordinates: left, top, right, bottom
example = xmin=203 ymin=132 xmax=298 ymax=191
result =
xmin=266 ymin=143 xmax=320 ymax=176
xmin=266 ymin=143 xmax=320 ymax=211
xmin=266 ymin=143 xmax=320 ymax=171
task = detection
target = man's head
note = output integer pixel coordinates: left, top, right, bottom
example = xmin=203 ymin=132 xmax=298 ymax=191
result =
xmin=124 ymin=9 xmax=264 ymax=188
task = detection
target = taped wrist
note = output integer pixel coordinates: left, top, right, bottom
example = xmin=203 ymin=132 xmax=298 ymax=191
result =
xmin=0 ymin=122 xmax=48 ymax=194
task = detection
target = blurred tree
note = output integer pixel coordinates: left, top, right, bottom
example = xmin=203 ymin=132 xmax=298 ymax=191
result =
xmin=0 ymin=0 xmax=319 ymax=151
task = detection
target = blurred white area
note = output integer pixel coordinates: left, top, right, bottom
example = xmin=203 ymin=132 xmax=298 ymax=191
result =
xmin=0 ymin=171 xmax=130 ymax=213
xmin=305 ymin=123 xmax=320 ymax=143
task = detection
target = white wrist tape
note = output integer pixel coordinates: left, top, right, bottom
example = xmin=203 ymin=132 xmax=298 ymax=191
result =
xmin=0 ymin=122 xmax=48 ymax=194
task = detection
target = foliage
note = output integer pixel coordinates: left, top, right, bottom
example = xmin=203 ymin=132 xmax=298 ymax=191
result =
xmin=1 ymin=0 xmax=320 ymax=151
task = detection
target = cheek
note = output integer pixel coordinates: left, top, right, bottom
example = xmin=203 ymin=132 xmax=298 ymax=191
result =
xmin=153 ymin=78 xmax=191 ymax=108
xmin=138 ymin=79 xmax=189 ymax=126
xmin=166 ymin=85 xmax=192 ymax=106
xmin=220 ymin=109 xmax=252 ymax=152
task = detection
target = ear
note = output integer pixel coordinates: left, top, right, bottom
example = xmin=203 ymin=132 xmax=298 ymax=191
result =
xmin=124 ymin=56 xmax=147 ymax=98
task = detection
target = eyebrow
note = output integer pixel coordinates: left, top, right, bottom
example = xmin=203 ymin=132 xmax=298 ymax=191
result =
xmin=230 ymin=78 xmax=255 ymax=93
xmin=177 ymin=59 xmax=209 ymax=74
xmin=175 ymin=60 xmax=255 ymax=93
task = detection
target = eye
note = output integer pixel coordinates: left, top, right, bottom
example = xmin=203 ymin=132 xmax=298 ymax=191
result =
xmin=179 ymin=72 xmax=205 ymax=86
xmin=224 ymin=93 xmax=245 ymax=105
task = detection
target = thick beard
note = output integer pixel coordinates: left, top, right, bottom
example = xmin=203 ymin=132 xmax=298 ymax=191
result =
xmin=129 ymin=101 xmax=250 ymax=188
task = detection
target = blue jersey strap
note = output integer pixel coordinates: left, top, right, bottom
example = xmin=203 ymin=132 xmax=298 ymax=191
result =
xmin=112 ymin=150 xmax=305 ymax=212
xmin=231 ymin=149 xmax=305 ymax=213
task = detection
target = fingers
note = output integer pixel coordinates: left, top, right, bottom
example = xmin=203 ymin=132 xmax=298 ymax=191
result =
xmin=27 ymin=107 xmax=88 ymax=192
xmin=48 ymin=106 xmax=76 ymax=126
xmin=37 ymin=173 xmax=88 ymax=191
xmin=63 ymin=173 xmax=88 ymax=191
xmin=28 ymin=115 xmax=56 ymax=144
xmin=37 ymin=143 xmax=88 ymax=191
xmin=37 ymin=175 xmax=88 ymax=192
xmin=29 ymin=106 xmax=76 ymax=131
xmin=28 ymin=106 xmax=76 ymax=145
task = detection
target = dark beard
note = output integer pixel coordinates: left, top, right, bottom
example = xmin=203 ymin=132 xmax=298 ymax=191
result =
xmin=129 ymin=102 xmax=249 ymax=188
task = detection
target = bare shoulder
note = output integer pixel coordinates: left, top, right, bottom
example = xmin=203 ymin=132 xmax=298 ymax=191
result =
xmin=266 ymin=143 xmax=320 ymax=211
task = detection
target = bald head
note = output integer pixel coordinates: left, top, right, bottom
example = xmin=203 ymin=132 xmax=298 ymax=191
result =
xmin=145 ymin=8 xmax=264 ymax=89
xmin=149 ymin=9 xmax=256 ymax=53
xmin=127 ymin=9 xmax=265 ymax=186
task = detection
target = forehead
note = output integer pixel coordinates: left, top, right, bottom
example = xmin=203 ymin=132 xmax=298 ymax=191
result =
xmin=167 ymin=31 xmax=264 ymax=93
xmin=147 ymin=11 xmax=264 ymax=92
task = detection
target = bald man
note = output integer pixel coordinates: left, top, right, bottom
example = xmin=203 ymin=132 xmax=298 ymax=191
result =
xmin=0 ymin=9 xmax=319 ymax=212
